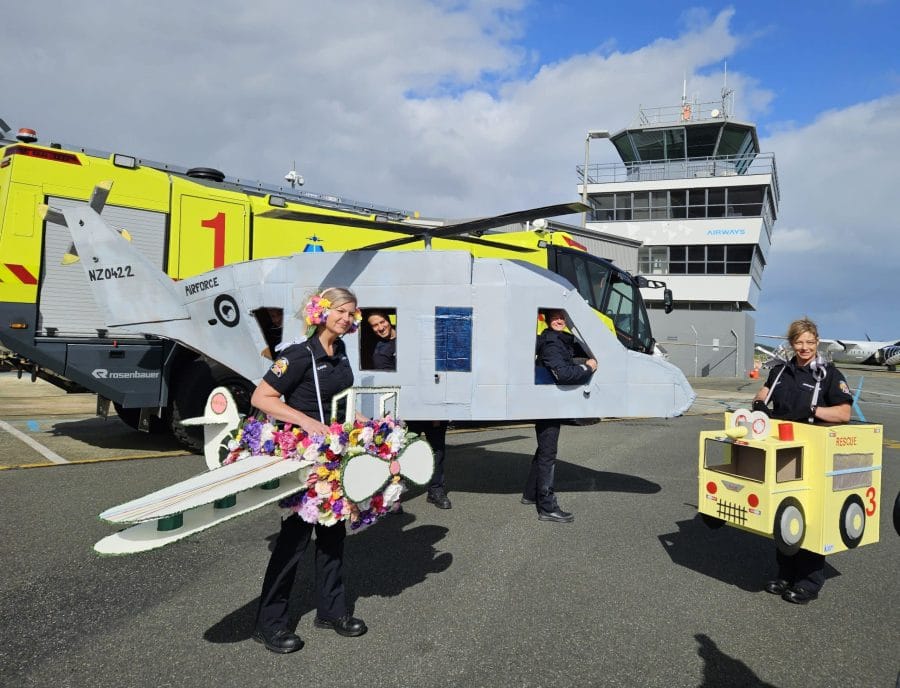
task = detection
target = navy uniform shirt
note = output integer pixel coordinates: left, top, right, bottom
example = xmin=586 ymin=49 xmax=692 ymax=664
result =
xmin=263 ymin=337 xmax=353 ymax=420
xmin=372 ymin=338 xmax=396 ymax=371
xmin=764 ymin=357 xmax=853 ymax=422
xmin=537 ymin=329 xmax=594 ymax=385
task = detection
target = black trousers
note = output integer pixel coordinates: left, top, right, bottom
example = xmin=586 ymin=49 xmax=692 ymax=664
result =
xmin=523 ymin=420 xmax=561 ymax=512
xmin=776 ymin=548 xmax=826 ymax=593
xmin=256 ymin=514 xmax=347 ymax=632
xmin=406 ymin=421 xmax=447 ymax=491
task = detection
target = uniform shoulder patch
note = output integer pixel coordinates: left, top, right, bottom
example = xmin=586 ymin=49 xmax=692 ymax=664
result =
xmin=839 ymin=380 xmax=850 ymax=394
xmin=271 ymin=358 xmax=289 ymax=377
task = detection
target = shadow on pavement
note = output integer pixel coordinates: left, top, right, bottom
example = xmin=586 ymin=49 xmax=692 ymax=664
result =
xmin=445 ymin=444 xmax=661 ymax=497
xmin=695 ymin=633 xmax=780 ymax=688
xmin=48 ymin=416 xmax=186 ymax=452
xmin=203 ymin=511 xmax=451 ymax=644
xmin=659 ymin=513 xmax=840 ymax=592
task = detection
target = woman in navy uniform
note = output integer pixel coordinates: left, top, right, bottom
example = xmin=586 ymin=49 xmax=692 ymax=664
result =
xmin=523 ymin=308 xmax=596 ymax=523
xmin=366 ymin=310 xmax=452 ymax=509
xmin=752 ymin=317 xmax=852 ymax=604
xmin=251 ymin=288 xmax=367 ymax=653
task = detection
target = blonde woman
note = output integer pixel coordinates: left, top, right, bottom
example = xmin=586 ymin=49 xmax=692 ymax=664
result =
xmin=251 ymin=288 xmax=366 ymax=653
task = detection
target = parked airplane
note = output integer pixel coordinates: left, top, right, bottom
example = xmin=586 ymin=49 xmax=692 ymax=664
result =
xmin=48 ymin=184 xmax=695 ymax=425
xmin=758 ymin=334 xmax=900 ymax=370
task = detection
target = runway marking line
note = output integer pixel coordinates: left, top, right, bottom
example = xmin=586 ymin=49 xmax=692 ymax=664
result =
xmin=0 ymin=418 xmax=68 ymax=464
xmin=0 ymin=450 xmax=192 ymax=470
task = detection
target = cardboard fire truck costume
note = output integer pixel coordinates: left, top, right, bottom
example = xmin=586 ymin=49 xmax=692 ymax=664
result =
xmin=698 ymin=410 xmax=882 ymax=555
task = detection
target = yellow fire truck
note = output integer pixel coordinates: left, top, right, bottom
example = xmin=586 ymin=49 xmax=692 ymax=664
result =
xmin=0 ymin=119 xmax=670 ymax=450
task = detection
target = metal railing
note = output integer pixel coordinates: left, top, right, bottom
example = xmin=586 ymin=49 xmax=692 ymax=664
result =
xmin=579 ymin=153 xmax=780 ymax=204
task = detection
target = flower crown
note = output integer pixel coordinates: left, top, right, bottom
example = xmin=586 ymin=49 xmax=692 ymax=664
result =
xmin=304 ymin=294 xmax=362 ymax=334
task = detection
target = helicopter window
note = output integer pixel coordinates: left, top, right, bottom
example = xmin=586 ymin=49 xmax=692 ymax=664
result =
xmin=253 ymin=307 xmax=284 ymax=360
xmin=435 ymin=306 xmax=472 ymax=372
xmin=360 ymin=308 xmax=397 ymax=371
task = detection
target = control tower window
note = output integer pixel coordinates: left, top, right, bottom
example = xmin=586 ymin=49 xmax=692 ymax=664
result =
xmin=688 ymin=189 xmax=707 ymax=218
xmin=615 ymin=193 xmax=632 ymax=221
xmin=707 ymin=188 xmax=726 ymax=218
xmin=588 ymin=186 xmax=766 ymax=222
xmin=642 ymin=244 xmax=757 ymax=276
xmin=670 ymin=190 xmax=687 ymax=218
xmin=651 ymin=191 xmax=668 ymax=219
xmin=633 ymin=192 xmax=650 ymax=220
xmin=593 ymin=194 xmax=614 ymax=221
xmin=727 ymin=186 xmax=764 ymax=217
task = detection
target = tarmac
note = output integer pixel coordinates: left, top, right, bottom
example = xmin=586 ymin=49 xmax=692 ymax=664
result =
xmin=0 ymin=369 xmax=898 ymax=687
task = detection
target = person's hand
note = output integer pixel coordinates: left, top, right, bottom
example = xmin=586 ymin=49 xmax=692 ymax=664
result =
xmin=301 ymin=417 xmax=331 ymax=436
xmin=751 ymin=399 xmax=769 ymax=416
xmin=585 ymin=358 xmax=598 ymax=371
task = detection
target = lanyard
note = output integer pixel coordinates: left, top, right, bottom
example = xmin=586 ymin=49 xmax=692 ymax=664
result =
xmin=766 ymin=357 xmax=827 ymax=421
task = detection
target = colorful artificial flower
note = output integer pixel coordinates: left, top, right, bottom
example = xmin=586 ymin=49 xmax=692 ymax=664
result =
xmin=303 ymin=294 xmax=363 ymax=333
xmin=222 ymin=413 xmax=408 ymax=531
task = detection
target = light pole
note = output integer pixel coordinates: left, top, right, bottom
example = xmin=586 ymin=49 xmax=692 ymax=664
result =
xmin=582 ymin=129 xmax=610 ymax=227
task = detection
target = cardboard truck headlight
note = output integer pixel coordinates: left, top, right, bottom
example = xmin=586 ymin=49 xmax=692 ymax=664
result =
xmin=698 ymin=410 xmax=882 ymax=555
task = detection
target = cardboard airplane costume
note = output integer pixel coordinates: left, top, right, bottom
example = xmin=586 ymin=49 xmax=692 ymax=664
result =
xmin=94 ymin=386 xmax=435 ymax=555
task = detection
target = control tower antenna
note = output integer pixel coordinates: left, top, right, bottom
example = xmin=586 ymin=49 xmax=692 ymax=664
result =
xmin=721 ymin=61 xmax=734 ymax=118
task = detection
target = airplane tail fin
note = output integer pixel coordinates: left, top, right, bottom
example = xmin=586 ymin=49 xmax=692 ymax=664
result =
xmin=42 ymin=182 xmax=189 ymax=329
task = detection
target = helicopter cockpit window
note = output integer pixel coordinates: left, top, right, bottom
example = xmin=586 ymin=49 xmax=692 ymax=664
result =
xmin=360 ymin=308 xmax=397 ymax=371
xmin=253 ymin=307 xmax=284 ymax=360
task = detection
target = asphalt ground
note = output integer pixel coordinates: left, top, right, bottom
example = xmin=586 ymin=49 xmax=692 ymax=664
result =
xmin=0 ymin=369 xmax=898 ymax=687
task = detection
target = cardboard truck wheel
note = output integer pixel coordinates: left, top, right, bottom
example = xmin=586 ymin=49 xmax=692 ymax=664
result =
xmin=839 ymin=494 xmax=866 ymax=549
xmin=773 ymin=498 xmax=805 ymax=556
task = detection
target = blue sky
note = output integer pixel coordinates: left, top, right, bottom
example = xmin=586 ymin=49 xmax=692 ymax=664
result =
xmin=518 ymin=2 xmax=899 ymax=131
xmin=3 ymin=1 xmax=899 ymax=343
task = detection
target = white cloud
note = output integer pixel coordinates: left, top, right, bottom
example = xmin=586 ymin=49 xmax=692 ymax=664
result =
xmin=3 ymin=3 xmax=895 ymax=339
xmin=757 ymin=94 xmax=900 ymax=339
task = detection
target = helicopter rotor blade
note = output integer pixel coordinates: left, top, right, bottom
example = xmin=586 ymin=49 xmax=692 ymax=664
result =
xmin=355 ymin=234 xmax=537 ymax=254
xmin=351 ymin=201 xmax=588 ymax=252
xmin=425 ymin=202 xmax=588 ymax=239
xmin=256 ymin=209 xmax=424 ymax=235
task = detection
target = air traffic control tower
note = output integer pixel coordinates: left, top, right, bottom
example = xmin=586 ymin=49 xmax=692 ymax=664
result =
xmin=579 ymin=94 xmax=780 ymax=377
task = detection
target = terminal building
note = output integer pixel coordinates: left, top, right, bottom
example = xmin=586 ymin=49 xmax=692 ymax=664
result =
xmin=577 ymin=94 xmax=780 ymax=377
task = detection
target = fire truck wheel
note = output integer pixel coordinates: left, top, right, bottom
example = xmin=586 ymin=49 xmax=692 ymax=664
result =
xmin=773 ymin=498 xmax=805 ymax=556
xmin=112 ymin=402 xmax=168 ymax=434
xmin=170 ymin=359 xmax=253 ymax=453
xmin=700 ymin=513 xmax=726 ymax=529
xmin=838 ymin=494 xmax=866 ymax=549
xmin=893 ymin=492 xmax=900 ymax=537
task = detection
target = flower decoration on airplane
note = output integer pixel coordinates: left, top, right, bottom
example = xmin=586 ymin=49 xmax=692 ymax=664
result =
xmin=223 ymin=415 xmax=427 ymax=531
